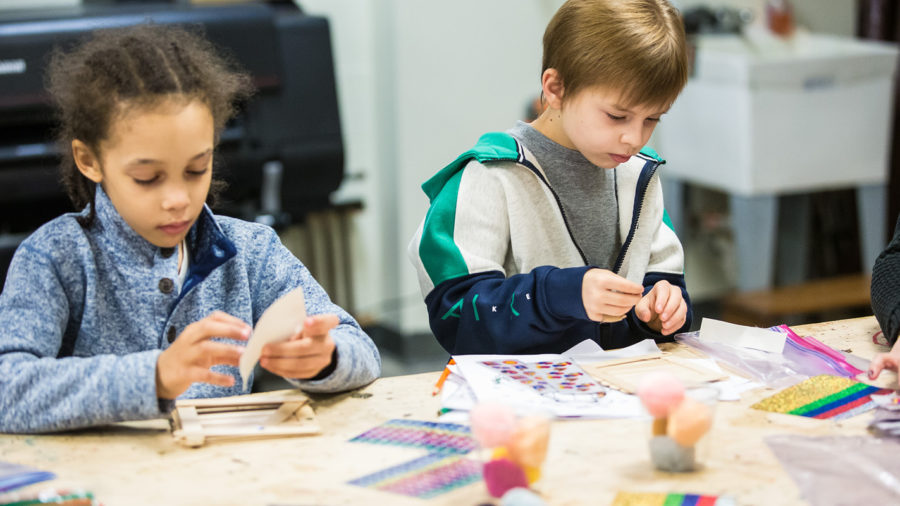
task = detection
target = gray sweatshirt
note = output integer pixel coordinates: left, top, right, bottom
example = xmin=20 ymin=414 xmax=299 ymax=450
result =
xmin=0 ymin=186 xmax=381 ymax=433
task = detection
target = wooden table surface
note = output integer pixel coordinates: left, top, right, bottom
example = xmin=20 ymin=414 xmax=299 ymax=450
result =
xmin=0 ymin=317 xmax=894 ymax=505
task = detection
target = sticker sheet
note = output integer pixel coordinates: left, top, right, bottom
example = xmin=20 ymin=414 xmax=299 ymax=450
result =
xmin=479 ymin=359 xmax=607 ymax=399
xmin=348 ymin=419 xmax=477 ymax=455
xmin=348 ymin=453 xmax=482 ymax=499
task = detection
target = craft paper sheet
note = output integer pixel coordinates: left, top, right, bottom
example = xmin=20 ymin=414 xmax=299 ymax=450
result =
xmin=699 ymin=318 xmax=786 ymax=353
xmin=751 ymin=374 xmax=891 ymax=420
xmin=239 ymin=287 xmax=306 ymax=390
xmin=453 ymin=353 xmax=644 ymax=418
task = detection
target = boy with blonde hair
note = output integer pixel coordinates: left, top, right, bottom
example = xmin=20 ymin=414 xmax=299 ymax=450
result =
xmin=409 ymin=0 xmax=692 ymax=354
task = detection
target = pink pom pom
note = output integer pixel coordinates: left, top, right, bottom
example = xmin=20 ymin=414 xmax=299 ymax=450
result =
xmin=470 ymin=403 xmax=517 ymax=448
xmin=637 ymin=371 xmax=685 ymax=418
xmin=483 ymin=457 xmax=529 ymax=498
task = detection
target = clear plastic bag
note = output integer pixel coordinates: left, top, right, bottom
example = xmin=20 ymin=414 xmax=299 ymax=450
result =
xmin=675 ymin=332 xmax=805 ymax=388
xmin=766 ymin=435 xmax=900 ymax=505
xmin=675 ymin=325 xmax=865 ymax=388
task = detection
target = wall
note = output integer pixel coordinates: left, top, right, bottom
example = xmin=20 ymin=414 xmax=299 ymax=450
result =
xmin=299 ymin=0 xmax=563 ymax=334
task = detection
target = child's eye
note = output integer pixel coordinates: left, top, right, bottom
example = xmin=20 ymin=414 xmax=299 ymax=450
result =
xmin=133 ymin=176 xmax=158 ymax=186
xmin=606 ymin=113 xmax=626 ymax=121
xmin=186 ymin=169 xmax=208 ymax=178
xmin=646 ymin=117 xmax=661 ymax=123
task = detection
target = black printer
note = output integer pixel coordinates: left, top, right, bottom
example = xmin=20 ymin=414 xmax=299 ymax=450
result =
xmin=0 ymin=1 xmax=344 ymax=282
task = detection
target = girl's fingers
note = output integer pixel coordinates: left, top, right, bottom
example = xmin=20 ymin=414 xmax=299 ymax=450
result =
xmin=186 ymin=319 xmax=250 ymax=344
xmin=261 ymin=355 xmax=330 ymax=379
xmin=198 ymin=369 xmax=236 ymax=388
xmin=301 ymin=314 xmax=340 ymax=339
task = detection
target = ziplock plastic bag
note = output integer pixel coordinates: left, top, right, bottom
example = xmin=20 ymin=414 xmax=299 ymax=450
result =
xmin=674 ymin=332 xmax=805 ymax=388
xmin=766 ymin=435 xmax=900 ymax=505
xmin=776 ymin=324 xmax=865 ymax=379
xmin=675 ymin=325 xmax=865 ymax=388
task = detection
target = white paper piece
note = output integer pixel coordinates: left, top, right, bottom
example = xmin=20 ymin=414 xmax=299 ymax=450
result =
xmin=239 ymin=287 xmax=307 ymax=390
xmin=699 ymin=318 xmax=786 ymax=354
xmin=452 ymin=353 xmax=645 ymax=419
xmin=564 ymin=338 xmax=662 ymax=364
xmin=679 ymin=357 xmax=762 ymax=401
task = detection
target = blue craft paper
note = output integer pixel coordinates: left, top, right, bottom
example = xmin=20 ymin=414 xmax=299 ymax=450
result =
xmin=0 ymin=460 xmax=55 ymax=493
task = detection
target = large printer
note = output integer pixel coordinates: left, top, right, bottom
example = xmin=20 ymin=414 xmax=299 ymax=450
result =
xmin=0 ymin=1 xmax=344 ymax=283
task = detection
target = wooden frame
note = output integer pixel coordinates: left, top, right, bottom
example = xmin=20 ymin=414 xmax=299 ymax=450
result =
xmin=581 ymin=354 xmax=728 ymax=394
xmin=170 ymin=391 xmax=321 ymax=447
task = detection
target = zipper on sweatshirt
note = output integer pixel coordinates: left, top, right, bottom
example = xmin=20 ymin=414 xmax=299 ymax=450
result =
xmin=514 ymin=141 xmax=590 ymax=265
xmin=613 ymin=155 xmax=661 ymax=274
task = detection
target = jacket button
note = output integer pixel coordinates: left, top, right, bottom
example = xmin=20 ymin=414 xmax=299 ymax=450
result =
xmin=159 ymin=278 xmax=174 ymax=294
xmin=160 ymin=247 xmax=175 ymax=258
xmin=167 ymin=326 xmax=177 ymax=343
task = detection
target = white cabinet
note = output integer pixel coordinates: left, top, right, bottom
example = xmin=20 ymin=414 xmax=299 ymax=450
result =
xmin=657 ymin=33 xmax=899 ymax=291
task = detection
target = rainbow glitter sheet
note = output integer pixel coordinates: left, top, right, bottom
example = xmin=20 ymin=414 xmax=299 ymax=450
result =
xmin=751 ymin=375 xmax=892 ymax=420
xmin=611 ymin=491 xmax=736 ymax=506
xmin=348 ymin=453 xmax=482 ymax=499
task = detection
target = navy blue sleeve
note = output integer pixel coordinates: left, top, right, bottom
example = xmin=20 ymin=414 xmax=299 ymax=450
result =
xmin=425 ymin=265 xmax=594 ymax=354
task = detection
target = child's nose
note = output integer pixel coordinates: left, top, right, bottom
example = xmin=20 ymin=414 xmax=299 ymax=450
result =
xmin=620 ymin=121 xmax=643 ymax=149
xmin=162 ymin=185 xmax=190 ymax=210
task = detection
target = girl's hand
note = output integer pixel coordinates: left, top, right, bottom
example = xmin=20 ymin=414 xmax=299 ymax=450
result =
xmin=260 ymin=314 xmax=338 ymax=380
xmin=582 ymin=269 xmax=644 ymax=323
xmin=634 ymin=280 xmax=687 ymax=335
xmin=156 ymin=311 xmax=251 ymax=400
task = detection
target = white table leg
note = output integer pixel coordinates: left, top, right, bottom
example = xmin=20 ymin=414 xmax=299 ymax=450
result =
xmin=730 ymin=194 xmax=778 ymax=291
xmin=775 ymin=194 xmax=810 ymax=285
xmin=857 ymin=183 xmax=887 ymax=273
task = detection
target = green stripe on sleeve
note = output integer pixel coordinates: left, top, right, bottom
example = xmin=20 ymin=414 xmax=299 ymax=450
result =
xmin=419 ymin=170 xmax=470 ymax=286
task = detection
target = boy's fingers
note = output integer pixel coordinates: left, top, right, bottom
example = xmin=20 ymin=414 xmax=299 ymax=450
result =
xmin=661 ymin=289 xmax=682 ymax=319
xmin=606 ymin=276 xmax=644 ymax=295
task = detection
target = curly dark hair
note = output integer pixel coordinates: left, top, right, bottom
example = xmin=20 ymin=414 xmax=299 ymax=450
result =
xmin=45 ymin=23 xmax=253 ymax=226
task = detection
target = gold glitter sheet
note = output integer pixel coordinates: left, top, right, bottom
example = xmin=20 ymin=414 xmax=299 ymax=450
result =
xmin=611 ymin=492 xmax=667 ymax=506
xmin=751 ymin=375 xmax=858 ymax=414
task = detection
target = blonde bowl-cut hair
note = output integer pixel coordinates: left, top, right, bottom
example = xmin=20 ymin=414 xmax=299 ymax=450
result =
xmin=543 ymin=0 xmax=688 ymax=109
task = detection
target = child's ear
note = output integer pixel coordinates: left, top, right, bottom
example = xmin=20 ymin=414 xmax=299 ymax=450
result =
xmin=541 ymin=68 xmax=565 ymax=110
xmin=72 ymin=139 xmax=103 ymax=183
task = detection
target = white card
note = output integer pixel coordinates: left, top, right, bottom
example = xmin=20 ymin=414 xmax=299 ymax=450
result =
xmin=239 ymin=287 xmax=307 ymax=390
xmin=699 ymin=317 xmax=786 ymax=353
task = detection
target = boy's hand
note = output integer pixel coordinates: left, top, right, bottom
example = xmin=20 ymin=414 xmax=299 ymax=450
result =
xmin=260 ymin=314 xmax=338 ymax=380
xmin=582 ymin=269 xmax=644 ymax=323
xmin=634 ymin=280 xmax=687 ymax=335
xmin=156 ymin=311 xmax=250 ymax=400
xmin=868 ymin=341 xmax=900 ymax=381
